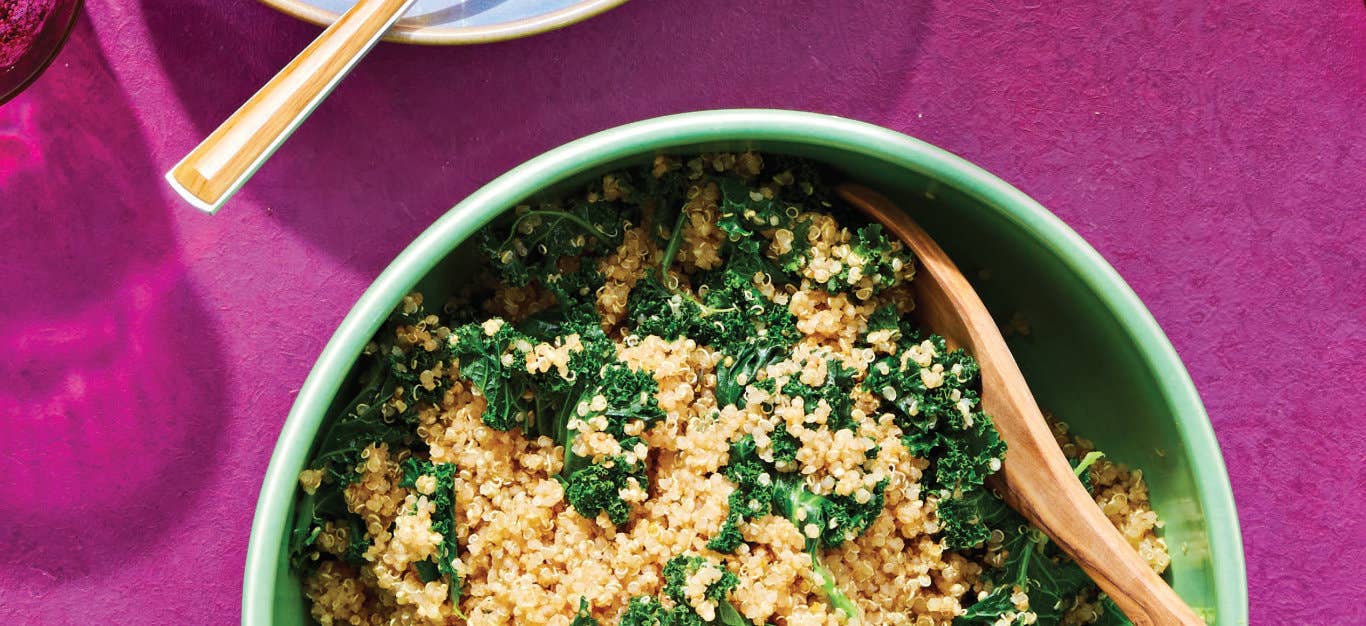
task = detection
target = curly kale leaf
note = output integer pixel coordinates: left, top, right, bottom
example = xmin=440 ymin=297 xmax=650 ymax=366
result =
xmin=707 ymin=436 xmax=775 ymax=553
xmin=289 ymin=487 xmax=364 ymax=575
xmin=861 ymin=304 xmax=904 ymax=344
xmin=703 ymin=269 xmax=799 ymax=350
xmin=478 ymin=201 xmax=625 ymax=289
xmin=293 ymin=300 xmax=460 ymax=576
xmin=768 ymin=424 xmax=801 ymax=469
xmin=713 ymin=176 xmax=811 ymax=282
xmin=842 ymin=223 xmax=911 ymax=294
xmin=659 ymin=555 xmax=752 ymax=626
xmin=524 ymin=318 xmax=659 ymax=476
xmin=628 ymin=268 xmax=797 ymax=358
xmin=512 ymin=308 xmax=664 ymax=527
xmin=617 ymin=596 xmax=667 ymax=626
xmin=448 ymin=319 xmax=533 ymax=432
xmin=714 ymin=341 xmax=786 ymax=409
xmin=602 ymin=364 xmax=665 ymax=428
xmin=935 ymin=483 xmax=1018 ymax=552
xmin=632 ymin=174 xmax=805 ymax=356
xmin=779 ymin=359 xmax=859 ymax=432
xmin=951 ymin=453 xmax=1123 ymax=625
xmin=564 ymin=449 xmax=648 ymax=526
xmin=663 ymin=555 xmax=739 ymax=606
xmin=954 ymin=515 xmax=1092 ymax=625
xmin=398 ymin=458 xmax=463 ymax=609
xmin=708 ymin=437 xmax=871 ymax=623
xmin=769 ymin=473 xmax=872 ymax=622
xmin=627 ymin=272 xmax=703 ymax=341
xmin=861 ymin=333 xmax=1006 ymax=547
xmin=386 ymin=302 xmax=457 ymax=409
xmin=545 ymin=262 xmax=608 ymax=314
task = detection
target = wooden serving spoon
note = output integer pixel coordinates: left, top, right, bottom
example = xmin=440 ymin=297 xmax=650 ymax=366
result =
xmin=836 ymin=184 xmax=1203 ymax=626
xmin=165 ymin=0 xmax=417 ymax=213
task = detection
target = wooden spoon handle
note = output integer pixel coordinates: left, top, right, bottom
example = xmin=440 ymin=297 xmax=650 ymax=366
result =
xmin=837 ymin=184 xmax=1203 ymax=626
xmin=165 ymin=0 xmax=415 ymax=213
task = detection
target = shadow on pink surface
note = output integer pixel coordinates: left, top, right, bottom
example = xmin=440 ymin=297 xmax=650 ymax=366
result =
xmin=0 ymin=18 xmax=228 ymax=585
xmin=141 ymin=0 xmax=933 ymax=273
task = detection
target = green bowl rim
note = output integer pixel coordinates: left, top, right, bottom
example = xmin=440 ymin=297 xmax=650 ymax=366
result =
xmin=241 ymin=109 xmax=1248 ymax=625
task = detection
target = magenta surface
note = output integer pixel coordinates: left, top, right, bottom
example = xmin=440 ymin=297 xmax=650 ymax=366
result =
xmin=1 ymin=1 xmax=1363 ymax=623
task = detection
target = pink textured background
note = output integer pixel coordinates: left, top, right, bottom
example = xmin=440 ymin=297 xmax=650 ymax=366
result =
xmin=1 ymin=0 xmax=1363 ymax=623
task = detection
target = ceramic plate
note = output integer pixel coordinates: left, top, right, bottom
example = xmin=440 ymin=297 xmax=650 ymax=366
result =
xmin=258 ymin=0 xmax=629 ymax=45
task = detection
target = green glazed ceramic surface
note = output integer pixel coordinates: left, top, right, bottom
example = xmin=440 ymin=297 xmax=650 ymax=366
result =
xmin=242 ymin=110 xmax=1248 ymax=625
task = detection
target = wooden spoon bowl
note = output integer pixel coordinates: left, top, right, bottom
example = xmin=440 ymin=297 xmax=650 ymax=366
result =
xmin=836 ymin=183 xmax=1203 ymax=626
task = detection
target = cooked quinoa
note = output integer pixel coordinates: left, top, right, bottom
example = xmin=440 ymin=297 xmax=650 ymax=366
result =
xmin=291 ymin=154 xmax=1171 ymax=626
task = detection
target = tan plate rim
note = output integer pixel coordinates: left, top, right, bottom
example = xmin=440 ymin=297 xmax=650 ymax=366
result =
xmin=256 ymin=0 xmax=631 ymax=45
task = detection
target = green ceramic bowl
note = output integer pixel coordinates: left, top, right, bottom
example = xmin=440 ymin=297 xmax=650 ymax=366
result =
xmin=242 ymin=109 xmax=1247 ymax=625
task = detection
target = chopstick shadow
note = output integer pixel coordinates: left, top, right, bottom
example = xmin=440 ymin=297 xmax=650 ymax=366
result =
xmin=141 ymin=0 xmax=933 ymax=275
xmin=0 ymin=18 xmax=229 ymax=594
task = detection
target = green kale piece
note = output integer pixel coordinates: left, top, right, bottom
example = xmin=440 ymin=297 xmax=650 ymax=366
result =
xmin=949 ymin=453 xmax=1123 ymax=625
xmin=660 ymin=555 xmax=752 ymax=626
xmin=766 ymin=156 xmax=835 ymax=213
xmin=385 ymin=298 xmax=461 ymax=408
xmin=509 ymin=304 xmax=665 ymax=527
xmin=478 ymin=200 xmax=625 ymax=289
xmin=563 ymin=449 xmax=648 ymax=526
xmin=625 ymin=271 xmax=765 ymax=357
xmin=840 ymin=224 xmax=911 ymax=295
xmin=861 ymin=333 xmax=1006 ymax=548
xmin=289 ymin=487 xmax=365 ymax=575
xmin=779 ymin=359 xmax=859 ymax=431
xmin=935 ymin=485 xmax=1017 ymax=554
xmin=448 ymin=319 xmax=534 ymax=432
xmin=768 ymin=424 xmax=800 ymax=468
xmin=571 ymin=597 xmax=601 ymax=626
xmin=627 ymin=266 xmax=797 ymax=357
xmin=545 ymin=263 xmax=608 ymax=313
xmin=617 ymin=596 xmax=668 ymax=626
xmin=716 ymin=176 xmax=779 ymax=241
xmin=601 ymin=364 xmax=667 ymax=434
xmin=632 ymin=173 xmax=806 ymax=359
xmin=306 ymin=359 xmax=414 ymax=485
xmin=707 ymin=436 xmax=775 ymax=553
xmin=770 ymin=479 xmax=866 ymax=623
xmin=953 ymin=510 xmax=1092 ymax=625
xmin=955 ymin=585 xmax=1017 ymax=623
xmin=701 ymin=269 xmax=799 ymax=351
xmin=305 ymin=296 xmax=456 ymax=484
xmin=708 ymin=436 xmax=875 ymax=624
xmin=291 ymin=317 xmax=436 ymax=576
xmin=340 ymin=515 xmax=370 ymax=566
xmin=663 ymin=555 xmax=739 ymax=606
xmin=521 ymin=311 xmax=659 ymax=484
xmin=713 ymin=175 xmax=810 ymax=284
xmin=714 ymin=341 xmax=787 ymax=409
xmin=398 ymin=458 xmax=463 ymax=611
xmin=627 ymin=272 xmax=703 ymax=341
xmin=861 ymin=304 xmax=902 ymax=342
xmin=771 ymin=470 xmax=885 ymax=554
xmin=413 ymin=559 xmax=440 ymax=583
xmin=547 ymin=359 xmax=661 ymax=482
